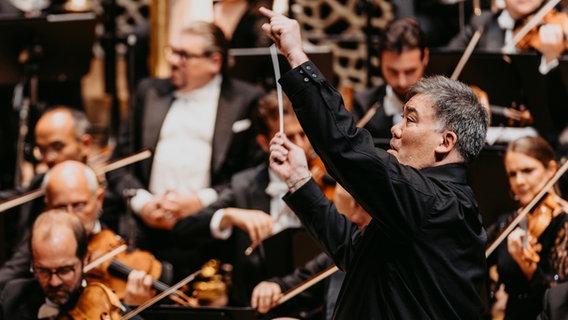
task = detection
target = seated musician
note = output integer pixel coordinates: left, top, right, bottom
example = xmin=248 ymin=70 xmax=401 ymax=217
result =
xmin=0 ymin=106 xmax=93 ymax=258
xmin=163 ymin=90 xmax=330 ymax=307
xmin=0 ymin=209 xmax=139 ymax=320
xmin=0 ymin=160 xmax=168 ymax=306
xmin=446 ymin=0 xmax=568 ymax=147
xmin=486 ymin=135 xmax=568 ymax=319
xmin=250 ymin=184 xmax=371 ymax=320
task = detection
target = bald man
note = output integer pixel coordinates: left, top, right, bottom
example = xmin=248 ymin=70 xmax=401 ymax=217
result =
xmin=0 ymin=106 xmax=93 ymax=254
xmin=0 ymin=209 xmax=99 ymax=319
xmin=0 ymin=161 xmax=156 ymax=305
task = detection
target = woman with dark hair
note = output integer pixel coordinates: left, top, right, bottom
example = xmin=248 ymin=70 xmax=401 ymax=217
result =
xmin=487 ymin=135 xmax=568 ymax=319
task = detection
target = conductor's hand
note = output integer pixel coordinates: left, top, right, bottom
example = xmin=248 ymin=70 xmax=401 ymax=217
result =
xmin=221 ymin=208 xmax=274 ymax=246
xmin=259 ymin=7 xmax=309 ymax=68
xmin=269 ymin=132 xmax=311 ymax=192
xmin=251 ymin=281 xmax=282 ymax=314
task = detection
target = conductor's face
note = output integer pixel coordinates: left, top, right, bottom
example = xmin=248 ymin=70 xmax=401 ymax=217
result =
xmin=381 ymin=48 xmax=428 ymax=102
xmin=167 ymin=32 xmax=223 ymax=92
xmin=388 ymin=94 xmax=442 ymax=169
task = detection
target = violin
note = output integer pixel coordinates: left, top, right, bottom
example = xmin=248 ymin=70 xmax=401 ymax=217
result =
xmin=56 ymin=282 xmax=122 ymax=320
xmin=469 ymin=85 xmax=533 ymax=126
xmin=515 ymin=7 xmax=568 ymax=51
xmin=486 ymin=159 xmax=568 ymax=258
xmin=85 ymin=229 xmax=162 ymax=300
xmin=84 ymin=229 xmax=195 ymax=306
xmin=308 ymin=151 xmax=336 ymax=200
xmin=506 ymin=0 xmax=568 ymax=52
xmin=521 ymin=192 xmax=562 ymax=263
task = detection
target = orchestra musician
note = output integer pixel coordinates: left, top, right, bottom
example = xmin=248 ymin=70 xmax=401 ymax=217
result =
xmin=486 ymin=135 xmax=568 ymax=319
xmin=446 ymin=0 xmax=568 ymax=147
xmin=0 ymin=209 xmax=139 ymax=320
xmin=167 ymin=90 xmax=327 ymax=307
xmin=261 ymin=6 xmax=489 ymax=319
xmin=103 ymin=20 xmax=265 ymax=281
xmin=0 ymin=160 xmax=164 ymax=306
xmin=0 ymin=106 xmax=93 ymax=261
xmin=250 ymin=184 xmax=371 ymax=319
xmin=351 ymin=17 xmax=428 ymax=143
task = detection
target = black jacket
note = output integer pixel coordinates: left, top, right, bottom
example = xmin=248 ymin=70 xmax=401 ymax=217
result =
xmin=280 ymin=61 xmax=487 ymax=319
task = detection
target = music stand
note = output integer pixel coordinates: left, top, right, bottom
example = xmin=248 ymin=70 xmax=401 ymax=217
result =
xmin=425 ymin=49 xmax=567 ymax=135
xmin=228 ymin=46 xmax=334 ymax=91
xmin=0 ymin=12 xmax=96 ymax=85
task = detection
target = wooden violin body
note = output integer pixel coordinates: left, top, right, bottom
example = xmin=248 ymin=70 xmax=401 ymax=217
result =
xmin=523 ymin=193 xmax=562 ymax=263
xmin=309 ymin=154 xmax=335 ymax=200
xmin=85 ymin=229 xmax=162 ymax=300
xmin=56 ymin=282 xmax=122 ymax=320
xmin=515 ymin=9 xmax=568 ymax=51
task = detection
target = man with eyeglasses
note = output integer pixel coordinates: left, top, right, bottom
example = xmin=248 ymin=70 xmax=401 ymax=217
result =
xmin=0 ymin=209 xmax=118 ymax=319
xmin=0 ymin=106 xmax=93 ymax=258
xmin=0 ymin=161 xmax=160 ymax=307
xmin=104 ymin=20 xmax=265 ymax=280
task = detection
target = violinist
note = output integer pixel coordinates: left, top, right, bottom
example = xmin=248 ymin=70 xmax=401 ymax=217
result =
xmin=351 ymin=17 xmax=428 ymax=144
xmin=0 ymin=160 xmax=159 ymax=306
xmin=0 ymin=209 xmax=132 ymax=320
xmin=446 ymin=0 xmax=568 ymax=146
xmin=0 ymin=106 xmax=93 ymax=257
xmin=168 ymin=90 xmax=327 ymax=307
xmin=486 ymin=135 xmax=568 ymax=319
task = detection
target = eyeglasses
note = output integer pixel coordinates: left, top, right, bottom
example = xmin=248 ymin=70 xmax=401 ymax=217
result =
xmin=31 ymin=263 xmax=78 ymax=282
xmin=53 ymin=201 xmax=90 ymax=213
xmin=164 ymin=46 xmax=211 ymax=61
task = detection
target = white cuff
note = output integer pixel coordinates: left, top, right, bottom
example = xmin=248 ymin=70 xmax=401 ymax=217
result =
xmin=196 ymin=188 xmax=219 ymax=207
xmin=539 ymin=56 xmax=559 ymax=75
xmin=129 ymin=189 xmax=154 ymax=214
xmin=210 ymin=209 xmax=233 ymax=240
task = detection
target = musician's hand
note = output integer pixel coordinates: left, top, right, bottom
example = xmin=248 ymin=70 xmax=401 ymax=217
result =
xmin=123 ymin=270 xmax=155 ymax=306
xmin=139 ymin=200 xmax=177 ymax=230
xmin=251 ymin=281 xmax=282 ymax=314
xmin=259 ymin=7 xmax=309 ymax=68
xmin=160 ymin=190 xmax=203 ymax=218
xmin=538 ymin=24 xmax=565 ymax=64
xmin=221 ymin=208 xmax=274 ymax=245
xmin=270 ymin=132 xmax=311 ymax=192
xmin=507 ymin=228 xmax=538 ymax=279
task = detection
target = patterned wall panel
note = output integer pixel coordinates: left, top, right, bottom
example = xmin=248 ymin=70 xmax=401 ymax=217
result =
xmin=291 ymin=0 xmax=393 ymax=90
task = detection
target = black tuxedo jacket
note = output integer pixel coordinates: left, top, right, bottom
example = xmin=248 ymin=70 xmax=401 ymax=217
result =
xmin=0 ymin=278 xmax=45 ymax=320
xmin=539 ymin=282 xmax=568 ymax=320
xmin=351 ymin=84 xmax=393 ymax=142
xmin=103 ymin=76 xmax=265 ymax=272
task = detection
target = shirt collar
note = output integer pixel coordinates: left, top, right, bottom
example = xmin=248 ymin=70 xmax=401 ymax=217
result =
xmin=384 ymin=85 xmax=405 ymax=117
xmin=174 ymin=74 xmax=222 ymax=101
xmin=497 ymin=10 xmax=515 ymax=30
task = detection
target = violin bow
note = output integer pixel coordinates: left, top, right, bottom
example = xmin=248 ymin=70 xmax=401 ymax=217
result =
xmin=485 ymin=158 xmax=568 ymax=258
xmin=83 ymin=244 xmax=129 ymax=273
xmin=276 ymin=264 xmax=339 ymax=306
xmin=502 ymin=0 xmax=561 ymax=52
xmin=0 ymin=148 xmax=152 ymax=213
xmin=120 ymin=269 xmax=201 ymax=320
xmin=451 ymin=27 xmax=484 ymax=81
